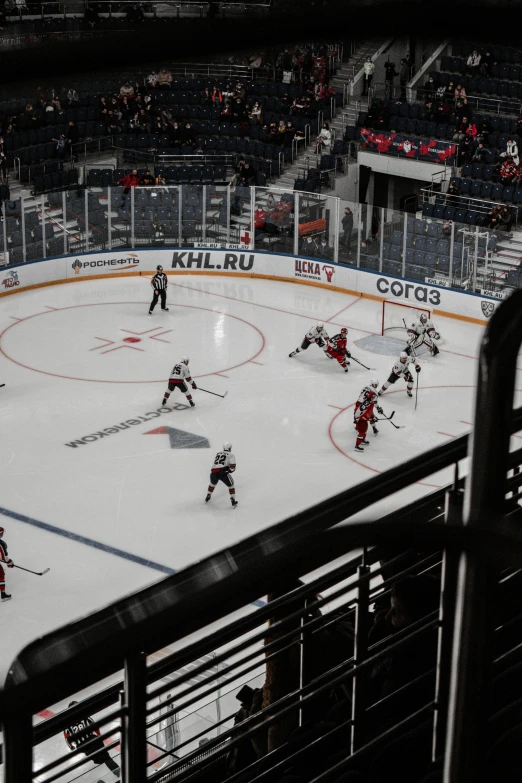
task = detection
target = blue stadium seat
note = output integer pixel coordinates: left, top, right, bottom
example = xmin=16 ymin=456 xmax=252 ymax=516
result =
xmin=483 ymin=165 xmax=495 ymax=181
xmin=426 ymin=237 xmax=438 ymax=254
xmin=471 ymin=180 xmax=482 ymax=197
xmin=427 ymin=223 xmax=439 ymax=238
xmin=425 ymin=252 xmax=437 ymax=267
xmin=422 ymin=203 xmax=435 ymax=217
xmin=503 ymin=186 xmax=514 ymax=202
xmin=437 ymin=238 xmax=449 ymax=255
xmin=481 ymin=182 xmax=493 ymax=199
xmin=437 ymin=256 xmax=450 ymax=273
xmin=492 ymin=183 xmax=504 ymax=200
xmin=453 ymin=242 xmax=463 ymax=258
xmin=461 ymin=164 xmax=472 ymax=178
xmin=433 ymin=205 xmax=445 ymax=219
xmin=392 ymin=230 xmax=403 ymax=246
xmin=460 ymin=178 xmax=472 ymax=194
xmin=414 ymin=219 xmax=426 ymax=235
xmin=414 ymin=236 xmax=426 ymax=251
xmin=390 ymin=245 xmax=402 ymax=262
xmin=471 ymin=164 xmax=484 ymax=180
xmin=413 ymin=250 xmax=426 ymax=265
xmin=443 ymin=207 xmax=456 ymax=220
xmin=454 ymin=209 xmax=466 ymax=223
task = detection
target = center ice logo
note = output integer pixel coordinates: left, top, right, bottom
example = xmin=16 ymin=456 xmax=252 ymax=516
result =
xmin=2 ymin=270 xmax=19 ymax=289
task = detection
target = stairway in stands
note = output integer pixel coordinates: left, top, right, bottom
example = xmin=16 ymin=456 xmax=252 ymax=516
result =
xmin=277 ymin=39 xmax=386 ymax=192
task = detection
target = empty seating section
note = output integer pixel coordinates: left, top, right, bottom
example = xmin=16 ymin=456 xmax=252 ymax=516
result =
xmin=0 ymin=75 xmax=340 ymax=190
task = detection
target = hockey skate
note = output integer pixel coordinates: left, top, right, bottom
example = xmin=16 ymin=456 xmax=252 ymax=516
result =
xmin=205 ymin=494 xmax=211 ymax=503
xmin=162 ymin=307 xmax=169 ymax=312
xmin=372 ymin=426 xmax=379 ymax=435
xmin=1 ymin=592 xmax=12 ymax=601
xmin=231 ymin=498 xmax=238 ymax=509
xmin=189 ymin=401 xmax=196 ymax=408
xmin=354 ymin=444 xmax=364 ymax=452
xmin=289 ymin=350 xmax=298 ymax=358
xmin=361 ymin=439 xmax=370 ymax=445
xmin=162 ymin=398 xmax=167 ymax=406
xmin=407 ymin=391 xmax=413 ymax=398
xmin=431 ymin=344 xmax=440 ymax=356
xmin=343 ymin=366 xmax=349 ymax=373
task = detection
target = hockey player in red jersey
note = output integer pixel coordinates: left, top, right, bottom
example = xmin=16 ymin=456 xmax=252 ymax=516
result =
xmin=0 ymin=526 xmax=14 ymax=602
xmin=325 ymin=327 xmax=351 ymax=372
xmin=355 ymin=379 xmax=380 ymax=437
xmin=354 ymin=382 xmax=383 ymax=452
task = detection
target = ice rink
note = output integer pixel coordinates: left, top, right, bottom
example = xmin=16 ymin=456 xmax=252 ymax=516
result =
xmin=0 ymin=272 xmax=508 ymax=690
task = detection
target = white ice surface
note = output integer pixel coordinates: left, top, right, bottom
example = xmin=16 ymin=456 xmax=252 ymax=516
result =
xmin=0 ymin=274 xmax=516 ymax=695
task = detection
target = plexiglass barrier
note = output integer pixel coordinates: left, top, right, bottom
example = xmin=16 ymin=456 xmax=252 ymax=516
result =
xmin=0 ymin=184 xmax=514 ymax=296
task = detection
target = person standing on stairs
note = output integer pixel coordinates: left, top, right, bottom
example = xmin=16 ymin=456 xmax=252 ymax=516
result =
xmin=362 ymin=57 xmax=375 ymax=97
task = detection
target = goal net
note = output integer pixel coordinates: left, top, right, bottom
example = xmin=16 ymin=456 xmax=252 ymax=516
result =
xmin=381 ymin=300 xmax=431 ymax=339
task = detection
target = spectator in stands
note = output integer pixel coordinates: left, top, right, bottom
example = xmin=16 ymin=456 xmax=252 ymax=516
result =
xmin=384 ymin=61 xmax=397 ymax=98
xmin=316 ymin=122 xmax=331 ymax=155
xmin=460 ymin=135 xmax=475 ymax=165
xmin=498 ymin=205 xmax=514 ymax=233
xmin=500 ymin=158 xmax=518 ymax=184
xmin=445 ymin=181 xmax=461 ymax=205
xmin=341 ymin=207 xmax=353 ymax=250
xmin=151 ymin=218 xmax=164 ymax=239
xmin=453 ymin=117 xmax=470 ymax=143
xmin=118 ymin=169 xmax=140 ymax=206
xmin=53 ymin=134 xmax=67 ymax=159
xmin=141 ymin=169 xmax=155 ymax=187
xmin=223 ymin=83 xmax=234 ymax=102
xmin=424 ymin=75 xmax=436 ymax=95
xmin=146 ymin=71 xmax=157 ymax=89
xmin=435 ymin=84 xmax=446 ymax=103
xmin=84 ymin=4 xmax=99 ymax=27
xmin=423 ymin=100 xmax=436 ymax=122
xmin=300 ymin=234 xmax=318 ymax=255
xmin=434 ymin=101 xmax=450 ymax=121
xmin=157 ymin=68 xmax=172 ymax=89
xmin=480 ymin=48 xmax=493 ymax=75
xmin=250 ymin=101 xmax=262 ymax=125
xmin=317 ymin=236 xmax=333 ymax=259
xmin=501 ymin=139 xmax=520 ymax=166
xmin=170 ymin=120 xmax=182 ymax=146
xmin=126 ymin=2 xmax=144 ymax=23
xmin=104 ymin=110 xmax=120 ymax=135
xmin=445 ymin=80 xmax=456 ymax=103
xmin=67 ymin=120 xmax=79 ymax=149
xmin=454 ymin=83 xmax=467 ymax=103
xmin=119 ymin=82 xmax=134 ymax=98
xmin=182 ymin=122 xmax=196 ymax=147
xmin=472 ymin=142 xmax=491 ymax=164
xmin=488 ymin=204 xmax=503 ymax=229
xmin=210 ymin=85 xmax=222 ymax=107
xmin=442 ymin=220 xmax=453 ymax=237
xmin=232 ymin=98 xmax=247 ymax=123
xmin=235 ymin=81 xmax=246 ymax=101
xmin=362 ymin=57 xmax=375 ymax=97
xmin=220 ymin=101 xmax=232 ymax=121
xmin=239 ymin=161 xmax=255 ymax=186
xmin=399 ymin=58 xmax=409 ymax=100
xmin=454 ymin=100 xmax=471 ymax=122
xmin=466 ymin=49 xmax=481 ymax=75
xmin=155 ymin=172 xmax=166 ymax=186
xmin=283 ymin=121 xmax=296 ymax=148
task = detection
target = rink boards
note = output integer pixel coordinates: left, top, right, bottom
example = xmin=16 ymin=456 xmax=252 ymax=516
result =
xmin=0 ymin=247 xmax=501 ymax=325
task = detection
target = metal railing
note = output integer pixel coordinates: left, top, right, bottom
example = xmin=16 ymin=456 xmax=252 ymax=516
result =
xmin=3 ymin=286 xmax=522 ymax=783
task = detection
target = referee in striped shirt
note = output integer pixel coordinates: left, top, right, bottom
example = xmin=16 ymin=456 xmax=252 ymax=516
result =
xmin=149 ymin=265 xmax=169 ymax=314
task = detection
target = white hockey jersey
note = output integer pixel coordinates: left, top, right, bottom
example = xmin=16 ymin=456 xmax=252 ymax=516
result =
xmin=391 ymin=357 xmax=420 ymax=377
xmin=306 ymin=325 xmax=329 ymax=343
xmin=169 ymin=362 xmax=193 ymax=382
xmin=407 ymin=318 xmax=436 ymax=338
xmin=211 ymin=450 xmax=236 ymax=473
xmin=357 ymin=385 xmax=376 ymax=404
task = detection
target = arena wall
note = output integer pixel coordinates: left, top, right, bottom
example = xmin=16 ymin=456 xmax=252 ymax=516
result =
xmin=0 ymin=248 xmax=503 ymax=325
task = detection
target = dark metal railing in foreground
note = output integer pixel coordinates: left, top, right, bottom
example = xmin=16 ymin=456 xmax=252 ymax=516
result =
xmin=1 ymin=289 xmax=522 ymax=783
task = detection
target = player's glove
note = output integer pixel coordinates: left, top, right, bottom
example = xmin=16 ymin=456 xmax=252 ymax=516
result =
xmin=432 ymin=331 xmax=440 ymax=340
xmin=346 ymin=350 xmax=351 ymax=358
xmin=7 ymin=558 xmax=13 ymax=568
xmin=415 ymin=365 xmax=421 ymax=373
xmin=191 ymin=382 xmax=197 ymax=389
xmin=376 ymin=406 xmax=383 ymax=415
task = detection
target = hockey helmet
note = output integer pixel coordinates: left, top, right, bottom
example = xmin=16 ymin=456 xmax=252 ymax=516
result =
xmin=340 ymin=327 xmax=348 ymax=336
xmin=0 ymin=526 xmax=4 ymax=537
xmin=223 ymin=442 xmax=232 ymax=452
xmin=181 ymin=356 xmax=189 ymax=364
xmin=370 ymin=378 xmax=379 ymax=388
xmin=420 ymin=313 xmax=427 ymax=324
xmin=317 ymin=322 xmax=324 ymax=331
xmin=399 ymin=351 xmax=408 ymax=361
xmin=156 ymin=265 xmax=163 ymax=271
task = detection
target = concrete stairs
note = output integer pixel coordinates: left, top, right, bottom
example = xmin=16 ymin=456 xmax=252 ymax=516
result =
xmin=276 ymin=40 xmax=387 ymax=192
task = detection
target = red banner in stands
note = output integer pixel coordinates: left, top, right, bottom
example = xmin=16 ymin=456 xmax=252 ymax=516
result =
xmin=359 ymin=128 xmax=457 ymax=164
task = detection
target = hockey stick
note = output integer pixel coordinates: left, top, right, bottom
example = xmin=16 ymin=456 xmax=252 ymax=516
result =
xmin=415 ymin=371 xmax=419 ymax=411
xmin=0 ymin=384 xmax=5 ymax=388
xmin=198 ymin=387 xmax=228 ymax=399
xmin=350 ymin=355 xmax=376 ymax=371
xmin=14 ymin=564 xmax=50 ymax=576
xmin=376 ymin=410 xmax=405 ymax=429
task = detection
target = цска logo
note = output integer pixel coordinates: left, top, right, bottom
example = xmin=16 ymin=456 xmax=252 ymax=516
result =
xmin=295 ymin=260 xmax=336 ymax=284
xmin=2 ymin=270 xmax=20 ymax=289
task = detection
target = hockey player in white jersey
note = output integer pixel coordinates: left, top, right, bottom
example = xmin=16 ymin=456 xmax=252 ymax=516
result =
xmin=205 ymin=443 xmax=238 ymax=508
xmin=405 ymin=313 xmax=440 ymax=356
xmin=378 ymin=352 xmax=421 ymax=398
xmin=289 ymin=322 xmax=329 ymax=358
xmin=162 ymin=357 xmax=197 ymax=408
